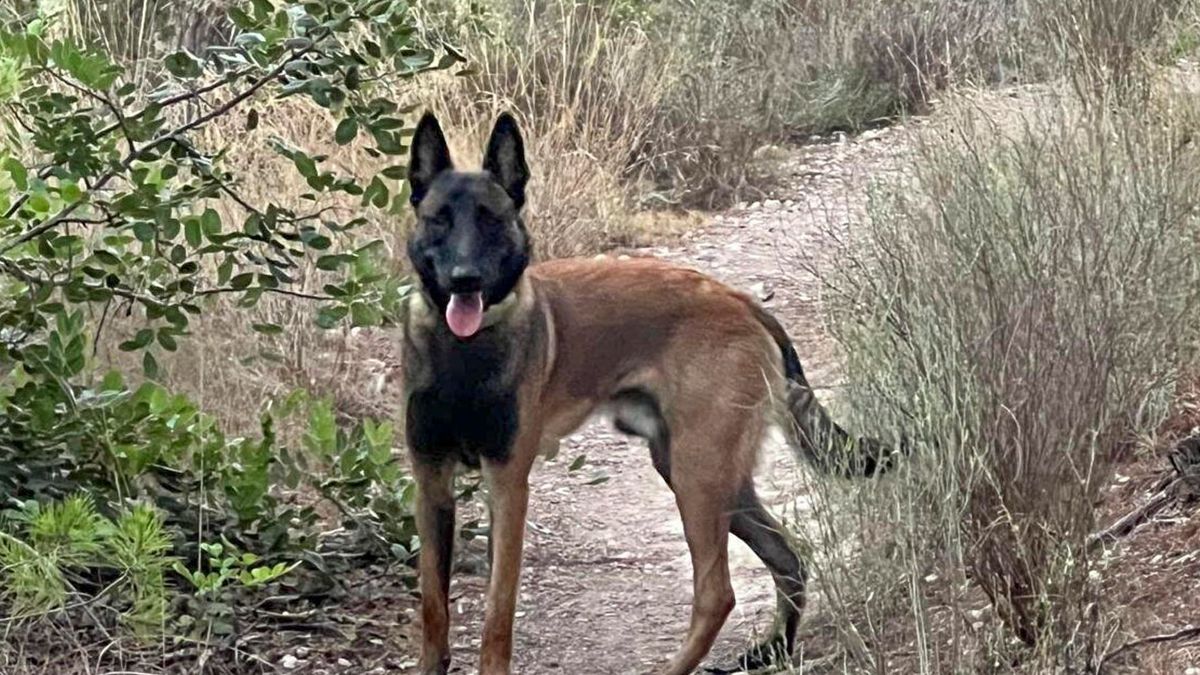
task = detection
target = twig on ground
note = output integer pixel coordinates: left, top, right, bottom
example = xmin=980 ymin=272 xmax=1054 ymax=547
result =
xmin=1095 ymin=624 xmax=1200 ymax=673
xmin=1087 ymin=478 xmax=1179 ymax=550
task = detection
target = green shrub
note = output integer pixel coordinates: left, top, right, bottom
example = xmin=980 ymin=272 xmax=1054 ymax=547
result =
xmin=0 ymin=0 xmax=462 ymax=657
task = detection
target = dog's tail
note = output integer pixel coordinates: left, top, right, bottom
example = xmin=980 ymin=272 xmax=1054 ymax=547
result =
xmin=747 ymin=300 xmax=903 ymax=478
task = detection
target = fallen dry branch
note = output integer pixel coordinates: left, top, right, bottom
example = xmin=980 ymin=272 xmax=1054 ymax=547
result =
xmin=1087 ymin=479 xmax=1178 ymax=550
xmin=1095 ymin=624 xmax=1200 ymax=673
xmin=1089 ymin=434 xmax=1200 ymax=550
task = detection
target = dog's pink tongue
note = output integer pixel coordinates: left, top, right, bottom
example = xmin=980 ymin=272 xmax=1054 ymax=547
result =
xmin=446 ymin=292 xmax=484 ymax=338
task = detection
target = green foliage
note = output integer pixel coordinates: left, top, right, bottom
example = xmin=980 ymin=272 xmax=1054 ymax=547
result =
xmin=172 ymin=540 xmax=298 ymax=638
xmin=0 ymin=496 xmax=171 ymax=634
xmin=0 ymin=0 xmax=463 ymax=652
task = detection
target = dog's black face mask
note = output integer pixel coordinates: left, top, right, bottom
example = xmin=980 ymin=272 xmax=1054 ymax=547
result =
xmin=406 ymin=112 xmax=531 ymax=339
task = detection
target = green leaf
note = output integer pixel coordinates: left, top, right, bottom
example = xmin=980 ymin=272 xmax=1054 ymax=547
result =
xmin=335 ymin=118 xmax=358 ymax=145
xmin=157 ymin=330 xmax=178 ymax=352
xmin=59 ymin=182 xmax=83 ymax=203
xmin=184 ymin=218 xmax=202 ymax=247
xmin=119 ymin=328 xmax=154 ymax=351
xmin=250 ymin=0 xmax=274 ymax=19
xmin=164 ymin=50 xmax=203 ymax=79
xmin=101 ymin=370 xmax=124 ymax=391
xmin=3 ymin=157 xmax=28 ymax=190
xmin=132 ymin=222 xmax=155 ymax=242
xmin=350 ymin=302 xmax=381 ymax=327
xmin=568 ymin=454 xmax=587 ymax=472
xmin=93 ymin=250 xmax=120 ymax=266
xmin=229 ymin=272 xmax=254 ymax=290
xmin=200 ymin=208 xmax=221 ymax=238
xmin=228 ymin=7 xmax=256 ymax=29
xmin=293 ymin=153 xmax=318 ymax=179
xmin=315 ymin=254 xmax=352 ymax=271
xmin=142 ymin=351 xmax=159 ymax=379
xmin=363 ymin=176 xmax=388 ymax=208
xmin=252 ymin=322 xmax=283 ymax=335
xmin=315 ymin=305 xmax=348 ymax=329
xmin=217 ymin=257 xmax=234 ymax=285
xmin=380 ymin=165 xmax=407 ymax=180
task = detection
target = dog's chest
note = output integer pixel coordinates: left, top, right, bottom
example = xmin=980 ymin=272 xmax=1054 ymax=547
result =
xmin=403 ymin=331 xmax=522 ymax=466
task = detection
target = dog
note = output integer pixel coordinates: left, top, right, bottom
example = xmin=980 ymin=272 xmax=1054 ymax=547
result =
xmin=400 ymin=112 xmax=898 ymax=675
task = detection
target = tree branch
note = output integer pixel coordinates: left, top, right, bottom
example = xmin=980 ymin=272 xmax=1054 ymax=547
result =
xmin=1096 ymin=625 xmax=1200 ymax=672
xmin=3 ymin=68 xmax=253 ymax=220
xmin=0 ymin=48 xmax=311 ymax=257
xmin=193 ymin=285 xmax=331 ymax=301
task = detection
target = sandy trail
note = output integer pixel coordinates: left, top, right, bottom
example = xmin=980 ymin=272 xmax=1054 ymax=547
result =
xmin=440 ymin=130 xmax=912 ymax=674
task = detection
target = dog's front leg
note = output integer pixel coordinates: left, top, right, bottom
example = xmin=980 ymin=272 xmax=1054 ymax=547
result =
xmin=478 ymin=447 xmax=536 ymax=675
xmin=412 ymin=459 xmax=457 ymax=675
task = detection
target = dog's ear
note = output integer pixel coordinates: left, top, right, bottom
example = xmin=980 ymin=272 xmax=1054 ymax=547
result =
xmin=408 ymin=112 xmax=453 ymax=207
xmin=482 ymin=113 xmax=530 ymax=209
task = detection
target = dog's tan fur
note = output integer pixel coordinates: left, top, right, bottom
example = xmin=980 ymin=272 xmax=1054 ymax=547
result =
xmin=406 ymin=256 xmax=791 ymax=674
xmin=402 ymin=112 xmax=896 ymax=675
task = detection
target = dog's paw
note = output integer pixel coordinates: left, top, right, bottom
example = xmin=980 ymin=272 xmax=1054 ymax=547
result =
xmin=703 ymin=636 xmax=792 ymax=673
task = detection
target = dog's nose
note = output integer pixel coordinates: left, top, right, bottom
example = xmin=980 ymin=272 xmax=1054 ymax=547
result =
xmin=448 ymin=265 xmax=482 ymax=291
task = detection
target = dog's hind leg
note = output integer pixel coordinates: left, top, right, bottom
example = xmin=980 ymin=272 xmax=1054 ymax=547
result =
xmin=706 ymin=483 xmax=807 ymax=673
xmin=659 ymin=480 xmax=737 ymax=675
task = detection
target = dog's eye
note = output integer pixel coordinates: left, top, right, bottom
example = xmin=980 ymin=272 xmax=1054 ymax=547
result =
xmin=477 ymin=211 xmax=506 ymax=231
xmin=423 ymin=217 xmax=450 ymax=235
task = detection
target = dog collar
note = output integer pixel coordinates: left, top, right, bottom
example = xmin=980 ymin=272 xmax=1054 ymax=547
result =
xmin=479 ymin=290 xmax=520 ymax=329
xmin=407 ymin=285 xmax=523 ymax=333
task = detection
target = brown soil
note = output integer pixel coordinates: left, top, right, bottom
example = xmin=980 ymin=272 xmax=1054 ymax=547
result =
xmin=393 ymin=128 xmax=918 ymax=675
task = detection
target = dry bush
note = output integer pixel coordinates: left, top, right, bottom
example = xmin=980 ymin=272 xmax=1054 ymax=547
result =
xmin=642 ymin=0 xmax=1021 ymax=204
xmin=1032 ymin=0 xmax=1191 ymax=109
xmin=413 ymin=0 xmax=1032 ymax=210
xmin=804 ymin=92 xmax=1200 ymax=671
xmin=772 ymin=0 xmax=1023 ymax=135
xmin=416 ymin=0 xmax=680 ymax=241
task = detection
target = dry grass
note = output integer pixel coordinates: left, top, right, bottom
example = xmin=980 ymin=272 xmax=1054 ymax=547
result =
xmin=799 ymin=80 xmax=1200 ymax=671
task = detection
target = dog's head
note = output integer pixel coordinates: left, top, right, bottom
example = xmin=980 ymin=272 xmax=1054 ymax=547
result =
xmin=406 ymin=112 xmax=531 ymax=340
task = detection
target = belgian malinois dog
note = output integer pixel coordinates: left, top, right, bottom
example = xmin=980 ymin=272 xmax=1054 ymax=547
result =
xmin=401 ymin=112 xmax=897 ymax=675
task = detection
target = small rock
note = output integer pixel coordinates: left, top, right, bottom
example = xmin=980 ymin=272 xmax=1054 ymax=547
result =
xmin=337 ymin=658 xmax=352 ymax=668
xmin=295 ymin=647 xmax=311 ymax=658
xmin=1186 ymin=668 xmax=1199 ymax=675
xmin=281 ymin=654 xmax=300 ymax=670
xmin=750 ymin=282 xmax=775 ymax=302
xmin=749 ymin=201 xmax=762 ymax=210
xmin=763 ymin=198 xmax=782 ymax=210
xmin=753 ymin=144 xmax=789 ymax=160
xmin=859 ymin=128 xmax=887 ymax=142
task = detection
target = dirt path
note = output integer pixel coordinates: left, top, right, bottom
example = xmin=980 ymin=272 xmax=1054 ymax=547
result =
xmin=434 ymin=129 xmax=914 ymax=674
